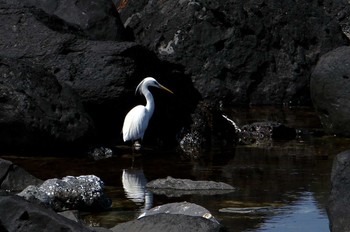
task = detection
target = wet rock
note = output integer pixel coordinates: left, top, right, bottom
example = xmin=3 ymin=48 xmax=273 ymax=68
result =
xmin=179 ymin=101 xmax=237 ymax=158
xmin=0 ymin=158 xmax=42 ymax=191
xmin=328 ymin=150 xmax=350 ymax=232
xmin=147 ymin=176 xmax=234 ymax=190
xmin=0 ymin=195 xmax=93 ymax=232
xmin=18 ymin=175 xmax=111 ymax=211
xmin=139 ymin=202 xmax=218 ymax=223
xmin=311 ymin=46 xmax=350 ymax=137
xmin=111 ymin=202 xmax=220 ymax=232
xmin=88 ymin=147 xmax=114 ymax=160
xmin=147 ymin=176 xmax=234 ymax=197
xmin=239 ymin=121 xmax=297 ymax=145
xmin=111 ymin=213 xmax=220 ymax=232
xmin=118 ymin=0 xmax=348 ymax=105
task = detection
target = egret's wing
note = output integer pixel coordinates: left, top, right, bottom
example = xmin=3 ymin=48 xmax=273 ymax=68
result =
xmin=122 ymin=105 xmax=149 ymax=142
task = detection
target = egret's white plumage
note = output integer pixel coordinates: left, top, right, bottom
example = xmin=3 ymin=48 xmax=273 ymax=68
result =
xmin=122 ymin=77 xmax=173 ymax=143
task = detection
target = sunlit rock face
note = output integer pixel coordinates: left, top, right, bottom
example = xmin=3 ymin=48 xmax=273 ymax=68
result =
xmin=311 ymin=46 xmax=350 ymax=137
xmin=18 ymin=175 xmax=111 ymax=211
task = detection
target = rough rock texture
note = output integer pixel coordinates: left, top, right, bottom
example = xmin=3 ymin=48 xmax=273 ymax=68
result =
xmin=239 ymin=121 xmax=297 ymax=145
xmin=179 ymin=101 xmax=237 ymax=158
xmin=18 ymin=175 xmax=111 ymax=211
xmin=0 ymin=158 xmax=42 ymax=191
xmin=147 ymin=176 xmax=235 ymax=197
xmin=0 ymin=195 xmax=94 ymax=232
xmin=111 ymin=213 xmax=221 ymax=232
xmin=0 ymin=58 xmax=93 ymax=149
xmin=328 ymin=150 xmax=350 ymax=232
xmin=2 ymin=0 xmax=127 ymax=41
xmin=0 ymin=0 xmax=200 ymax=147
xmin=138 ymin=202 xmax=218 ymax=223
xmin=111 ymin=202 xmax=220 ymax=232
xmin=310 ymin=46 xmax=350 ymax=136
xmin=118 ymin=0 xmax=349 ymax=105
xmin=147 ymin=176 xmax=234 ymax=190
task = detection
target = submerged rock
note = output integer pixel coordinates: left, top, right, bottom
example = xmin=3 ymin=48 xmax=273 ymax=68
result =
xmin=239 ymin=121 xmax=297 ymax=145
xmin=147 ymin=176 xmax=234 ymax=190
xmin=18 ymin=175 xmax=111 ymax=211
xmin=88 ymin=147 xmax=114 ymax=160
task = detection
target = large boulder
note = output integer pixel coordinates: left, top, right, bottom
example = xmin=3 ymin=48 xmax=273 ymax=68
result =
xmin=328 ymin=150 xmax=350 ymax=232
xmin=310 ymin=46 xmax=350 ymax=136
xmin=0 ymin=195 xmax=94 ymax=232
xmin=118 ymin=0 xmax=349 ymax=105
xmin=0 ymin=58 xmax=92 ymax=149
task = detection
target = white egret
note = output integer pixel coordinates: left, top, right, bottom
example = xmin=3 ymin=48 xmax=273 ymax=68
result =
xmin=122 ymin=77 xmax=173 ymax=149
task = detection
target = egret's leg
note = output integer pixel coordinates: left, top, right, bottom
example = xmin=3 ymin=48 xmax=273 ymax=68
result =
xmin=133 ymin=140 xmax=142 ymax=151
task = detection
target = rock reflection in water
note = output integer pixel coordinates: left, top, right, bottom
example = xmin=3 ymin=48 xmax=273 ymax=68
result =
xmin=122 ymin=168 xmax=153 ymax=213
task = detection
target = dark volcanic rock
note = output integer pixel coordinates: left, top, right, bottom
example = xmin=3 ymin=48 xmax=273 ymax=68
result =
xmin=0 ymin=195 xmax=93 ymax=232
xmin=239 ymin=121 xmax=297 ymax=145
xmin=118 ymin=0 xmax=349 ymax=105
xmin=3 ymin=0 xmax=127 ymax=41
xmin=147 ymin=176 xmax=235 ymax=197
xmin=311 ymin=46 xmax=350 ymax=136
xmin=0 ymin=158 xmax=42 ymax=191
xmin=179 ymin=101 xmax=237 ymax=157
xmin=328 ymin=150 xmax=350 ymax=232
xmin=0 ymin=0 xmax=200 ymax=147
xmin=147 ymin=176 xmax=234 ymax=190
xmin=111 ymin=213 xmax=220 ymax=232
xmin=0 ymin=58 xmax=92 ymax=149
xmin=111 ymin=202 xmax=220 ymax=232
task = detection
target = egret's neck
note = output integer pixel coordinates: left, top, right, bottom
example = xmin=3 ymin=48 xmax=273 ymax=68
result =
xmin=143 ymin=89 xmax=155 ymax=116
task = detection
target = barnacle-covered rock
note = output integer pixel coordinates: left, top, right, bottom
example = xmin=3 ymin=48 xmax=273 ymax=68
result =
xmin=18 ymin=175 xmax=111 ymax=211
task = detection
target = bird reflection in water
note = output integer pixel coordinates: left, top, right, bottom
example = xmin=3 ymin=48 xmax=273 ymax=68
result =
xmin=121 ymin=158 xmax=153 ymax=213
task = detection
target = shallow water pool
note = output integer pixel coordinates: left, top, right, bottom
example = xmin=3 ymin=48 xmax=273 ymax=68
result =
xmin=3 ymin=107 xmax=349 ymax=231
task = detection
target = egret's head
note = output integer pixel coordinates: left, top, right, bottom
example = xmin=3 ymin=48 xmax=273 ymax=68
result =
xmin=135 ymin=77 xmax=173 ymax=95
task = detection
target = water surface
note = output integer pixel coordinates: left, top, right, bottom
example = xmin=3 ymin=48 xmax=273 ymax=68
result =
xmin=3 ymin=107 xmax=349 ymax=231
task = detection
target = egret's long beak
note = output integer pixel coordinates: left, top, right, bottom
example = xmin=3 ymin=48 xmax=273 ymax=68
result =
xmin=159 ymin=84 xmax=174 ymax=94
